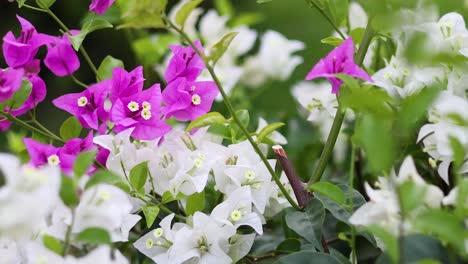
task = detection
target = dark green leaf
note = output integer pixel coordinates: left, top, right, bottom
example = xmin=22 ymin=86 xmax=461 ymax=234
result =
xmin=73 ymin=150 xmax=97 ymax=178
xmin=76 ymin=227 xmax=111 ymax=244
xmin=186 ymin=112 xmax=227 ymax=132
xmin=285 ymin=198 xmax=325 ymax=250
xmin=185 ymin=191 xmax=205 ymax=215
xmin=257 ymin=0 xmax=273 ymax=3
xmin=275 ymin=251 xmax=342 ymax=264
xmin=69 ymin=17 xmax=113 ymax=51
xmin=59 ymin=175 xmax=79 ymax=207
xmin=142 ymin=205 xmax=160 ymax=228
xmin=367 ymin=225 xmax=398 ymax=263
xmin=276 ymin=238 xmax=301 ymax=253
xmin=209 ymin=32 xmax=238 ymax=65
xmin=129 ymin=161 xmax=149 ymax=190
xmin=308 ymin=181 xmax=346 ymax=205
xmin=42 ymin=234 xmax=63 ymax=255
xmin=59 ymin=116 xmax=82 ymax=141
xmin=175 ymin=0 xmax=203 ymax=27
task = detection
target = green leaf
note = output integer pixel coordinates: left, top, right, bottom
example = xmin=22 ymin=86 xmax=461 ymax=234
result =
xmin=285 ymin=198 xmax=325 ymax=250
xmin=257 ymin=122 xmax=285 ymax=144
xmin=207 ymin=123 xmax=231 ymax=139
xmin=1 ymin=79 xmax=32 ymax=109
xmin=229 ymin=109 xmax=250 ymax=141
xmin=97 ymin=55 xmax=124 ymax=80
xmin=321 ymin=36 xmax=344 ymax=47
xmin=328 ymin=0 xmax=349 ymax=26
xmin=161 ymin=191 xmax=185 ymax=203
xmin=59 ymin=175 xmax=79 ymax=207
xmin=367 ymin=225 xmax=398 ymax=263
xmin=36 ymin=0 xmax=55 ymax=9
xmin=42 ymin=234 xmax=63 ymax=255
xmin=7 ymin=131 xmax=26 ymax=154
xmin=215 ymin=0 xmax=234 ymax=16
xmin=118 ymin=0 xmax=168 ymax=29
xmin=209 ymin=32 xmax=238 ymax=65
xmin=185 ymin=191 xmax=205 ymax=215
xmin=229 ymin=12 xmax=264 ymax=27
xmin=314 ymin=184 xmax=366 ymax=225
xmin=398 ymin=180 xmax=426 ymax=214
xmin=69 ymin=16 xmax=113 ymax=51
xmin=17 ymin=0 xmax=27 ymax=8
xmin=132 ymin=34 xmax=177 ymax=66
xmin=129 ymin=161 xmax=149 ymax=190
xmin=85 ymin=170 xmax=129 ymax=191
xmin=414 ymin=209 xmax=466 ymax=252
xmin=308 ymin=182 xmax=346 ymax=205
xmin=73 ymin=150 xmax=97 ymax=177
xmin=142 ymin=205 xmax=160 ymax=228
xmin=449 ymin=136 xmax=466 ymax=170
xmin=59 ymin=116 xmax=82 ymax=141
xmin=186 ymin=112 xmax=227 ymax=132
xmin=275 ymin=251 xmax=342 ymax=264
xmin=76 ymin=227 xmax=111 ymax=244
xmin=175 ymin=0 xmax=203 ymax=27
xmin=353 ymin=114 xmax=396 ymax=173
xmin=276 ymin=238 xmax=301 ymax=253
xmin=349 ymin=28 xmax=366 ymax=44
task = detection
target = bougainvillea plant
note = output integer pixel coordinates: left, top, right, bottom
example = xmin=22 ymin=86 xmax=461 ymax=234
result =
xmin=0 ymin=0 xmax=467 ymax=263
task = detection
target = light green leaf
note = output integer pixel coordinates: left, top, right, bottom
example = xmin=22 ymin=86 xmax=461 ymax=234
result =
xmin=185 ymin=191 xmax=205 ymax=215
xmin=285 ymin=198 xmax=325 ymax=250
xmin=59 ymin=116 xmax=82 ymax=141
xmin=76 ymin=227 xmax=111 ymax=244
xmin=36 ymin=0 xmax=55 ymax=9
xmin=17 ymin=0 xmax=27 ymax=8
xmin=186 ymin=112 xmax=227 ymax=132
xmin=73 ymin=150 xmax=97 ymax=178
xmin=209 ymin=32 xmax=238 ymax=65
xmin=69 ymin=17 xmax=113 ymax=51
xmin=1 ymin=79 xmax=32 ymax=109
xmin=42 ymin=234 xmax=63 ymax=255
xmin=59 ymin=175 xmax=79 ymax=207
xmin=97 ymin=55 xmax=124 ymax=80
xmin=398 ymin=180 xmax=426 ymax=214
xmin=215 ymin=0 xmax=233 ymax=16
xmin=308 ymin=181 xmax=346 ymax=205
xmin=118 ymin=0 xmax=168 ymax=29
xmin=349 ymin=28 xmax=366 ymax=44
xmin=257 ymin=122 xmax=285 ymax=144
xmin=129 ymin=161 xmax=149 ymax=190
xmin=7 ymin=131 xmax=26 ymax=154
xmin=132 ymin=34 xmax=177 ymax=66
xmin=449 ymin=136 xmax=466 ymax=170
xmin=328 ymin=0 xmax=349 ymax=26
xmin=275 ymin=251 xmax=342 ymax=264
xmin=85 ymin=170 xmax=129 ymax=192
xmin=257 ymin=0 xmax=272 ymax=3
xmin=321 ymin=36 xmax=344 ymax=47
xmin=175 ymin=0 xmax=203 ymax=27
xmin=142 ymin=205 xmax=160 ymax=228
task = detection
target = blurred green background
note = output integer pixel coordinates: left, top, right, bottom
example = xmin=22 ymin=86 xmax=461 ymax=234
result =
xmin=0 ymin=0 xmax=334 ymax=179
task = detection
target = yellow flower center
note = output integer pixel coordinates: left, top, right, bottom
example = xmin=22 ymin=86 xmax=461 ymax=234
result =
xmin=153 ymin=228 xmax=164 ymax=238
xmin=141 ymin=109 xmax=152 ymax=120
xmin=146 ymin=238 xmax=154 ymax=249
xmin=191 ymin=94 xmax=201 ymax=105
xmin=77 ymin=96 xmax=88 ymax=107
xmin=127 ymin=101 xmax=139 ymax=112
xmin=245 ymin=171 xmax=256 ymax=180
xmin=47 ymin=154 xmax=60 ymax=166
xmin=230 ymin=210 xmax=242 ymax=222
xmin=194 ymin=158 xmax=203 ymax=168
xmin=142 ymin=101 xmax=151 ymax=110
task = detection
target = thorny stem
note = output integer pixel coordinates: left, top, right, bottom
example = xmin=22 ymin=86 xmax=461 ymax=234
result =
xmin=306 ymin=0 xmax=347 ymax=39
xmin=21 ymin=3 xmax=102 ymax=80
xmin=0 ymin=111 xmax=64 ymax=143
xmin=165 ymin=18 xmax=301 ymax=211
xmin=307 ymin=20 xmax=375 ymax=186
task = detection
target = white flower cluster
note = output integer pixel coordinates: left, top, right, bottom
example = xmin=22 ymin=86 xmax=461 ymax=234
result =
xmin=94 ymin=125 xmax=295 ymax=264
xmin=166 ymin=1 xmax=305 ymax=98
xmin=0 ymin=154 xmax=133 ymax=263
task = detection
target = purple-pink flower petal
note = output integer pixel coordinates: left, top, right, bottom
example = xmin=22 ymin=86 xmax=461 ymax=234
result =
xmin=165 ymin=40 xmax=205 ymax=83
xmin=44 ymin=34 xmax=80 ymax=76
xmin=89 ymin=0 xmax=115 ymax=15
xmin=0 ymin=68 xmax=24 ymax=103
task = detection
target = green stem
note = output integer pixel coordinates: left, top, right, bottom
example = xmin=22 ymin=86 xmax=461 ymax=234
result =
xmin=349 ymin=144 xmax=357 ymax=264
xmin=307 ymin=21 xmax=375 ymax=186
xmin=0 ymin=111 xmax=64 ymax=143
xmin=62 ymin=208 xmax=75 ymax=256
xmin=306 ymin=0 xmax=346 ymax=39
xmin=71 ymin=74 xmax=88 ymax=89
xmin=165 ymin=18 xmax=301 ymax=210
xmin=21 ymin=3 xmax=47 ymax=12
xmin=31 ymin=119 xmax=63 ymax=142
